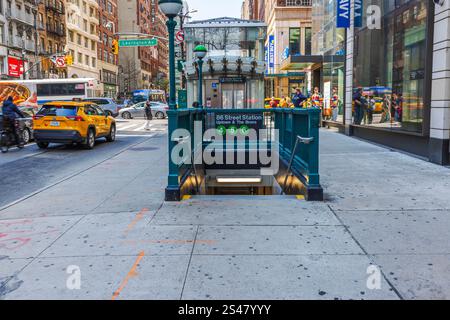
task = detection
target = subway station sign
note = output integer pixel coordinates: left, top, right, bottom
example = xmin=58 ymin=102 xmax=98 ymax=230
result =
xmin=215 ymin=113 xmax=264 ymax=136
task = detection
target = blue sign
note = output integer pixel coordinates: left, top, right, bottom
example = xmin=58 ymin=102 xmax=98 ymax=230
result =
xmin=337 ymin=0 xmax=351 ymax=28
xmin=268 ymin=35 xmax=275 ymax=69
xmin=354 ymin=0 xmax=363 ymax=28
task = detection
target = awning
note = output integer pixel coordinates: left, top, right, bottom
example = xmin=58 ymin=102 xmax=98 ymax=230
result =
xmin=280 ymin=55 xmax=345 ymax=71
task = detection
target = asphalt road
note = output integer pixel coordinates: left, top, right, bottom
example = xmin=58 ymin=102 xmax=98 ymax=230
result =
xmin=0 ymin=119 xmax=167 ymax=208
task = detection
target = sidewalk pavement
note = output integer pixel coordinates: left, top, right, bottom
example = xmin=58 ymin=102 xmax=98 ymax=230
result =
xmin=1 ymin=130 xmax=450 ymax=300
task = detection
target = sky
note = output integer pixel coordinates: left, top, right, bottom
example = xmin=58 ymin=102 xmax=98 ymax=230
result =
xmin=186 ymin=0 xmax=243 ymax=21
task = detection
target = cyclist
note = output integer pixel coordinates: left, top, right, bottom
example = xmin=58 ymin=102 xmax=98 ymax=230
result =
xmin=1 ymin=96 xmax=26 ymax=148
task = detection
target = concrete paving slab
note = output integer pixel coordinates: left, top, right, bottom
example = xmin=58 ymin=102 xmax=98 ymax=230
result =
xmin=0 ymin=217 xmax=81 ymax=259
xmin=373 ymin=254 xmax=450 ymax=300
xmin=320 ymin=130 xmax=389 ymax=155
xmin=2 ymin=255 xmax=190 ymax=300
xmin=182 ymin=254 xmax=399 ymax=300
xmin=338 ymin=210 xmax=450 ymax=254
xmin=194 ymin=226 xmax=363 ymax=255
xmin=0 ymin=257 xmax=31 ymax=297
xmin=41 ymin=212 xmax=197 ymax=257
xmin=321 ymin=152 xmax=450 ymax=211
xmin=154 ymin=198 xmax=338 ymax=226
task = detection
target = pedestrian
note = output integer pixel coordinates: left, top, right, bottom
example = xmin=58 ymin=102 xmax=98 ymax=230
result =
xmin=269 ymin=97 xmax=278 ymax=108
xmin=311 ymin=87 xmax=322 ymax=109
xmin=381 ymin=94 xmax=391 ymax=123
xmin=280 ymin=96 xmax=288 ymax=108
xmin=292 ymin=89 xmax=307 ymax=108
xmin=353 ymin=87 xmax=364 ymax=125
xmin=144 ymin=99 xmax=153 ymax=130
xmin=394 ymin=94 xmax=403 ymax=123
xmin=367 ymin=95 xmax=375 ymax=125
xmin=330 ymin=87 xmax=340 ymax=122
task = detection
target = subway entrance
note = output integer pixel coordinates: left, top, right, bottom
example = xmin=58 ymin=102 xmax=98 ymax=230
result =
xmin=166 ymin=108 xmax=323 ymax=201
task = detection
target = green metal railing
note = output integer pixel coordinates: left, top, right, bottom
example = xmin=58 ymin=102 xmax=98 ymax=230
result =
xmin=165 ymin=107 xmax=323 ymax=201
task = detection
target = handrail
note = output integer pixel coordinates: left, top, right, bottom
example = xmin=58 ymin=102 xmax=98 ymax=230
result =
xmin=282 ymin=135 xmax=315 ymax=195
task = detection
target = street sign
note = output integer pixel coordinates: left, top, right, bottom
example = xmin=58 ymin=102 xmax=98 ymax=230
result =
xmin=175 ymin=30 xmax=184 ymax=43
xmin=50 ymin=55 xmax=67 ymax=68
xmin=118 ymin=39 xmax=158 ymax=47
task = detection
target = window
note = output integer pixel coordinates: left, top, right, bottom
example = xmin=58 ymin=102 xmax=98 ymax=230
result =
xmin=37 ymin=105 xmax=78 ymax=116
xmin=353 ymin=0 xmax=428 ymax=133
xmin=0 ymin=24 xmax=4 ymax=44
xmin=289 ymin=28 xmax=301 ymax=56
xmin=37 ymin=83 xmax=86 ymax=96
xmin=0 ymin=56 xmax=5 ymax=74
xmin=84 ymin=105 xmax=98 ymax=116
xmin=304 ymin=27 xmax=311 ymax=55
xmin=94 ymin=105 xmax=105 ymax=116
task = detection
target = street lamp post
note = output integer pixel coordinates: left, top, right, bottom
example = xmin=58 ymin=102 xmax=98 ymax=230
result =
xmin=194 ymin=45 xmax=207 ymax=108
xmin=160 ymin=0 xmax=183 ymax=202
xmin=159 ymin=0 xmax=183 ymax=111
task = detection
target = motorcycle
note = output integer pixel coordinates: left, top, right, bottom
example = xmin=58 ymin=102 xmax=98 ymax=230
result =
xmin=1 ymin=118 xmax=25 ymax=153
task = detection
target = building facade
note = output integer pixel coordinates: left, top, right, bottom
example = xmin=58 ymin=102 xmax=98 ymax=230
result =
xmin=184 ymin=17 xmax=266 ymax=109
xmin=97 ymin=0 xmax=118 ymax=97
xmin=263 ymin=0 xmax=312 ymax=99
xmin=65 ymin=0 xmax=101 ymax=93
xmin=241 ymin=0 xmax=260 ymax=21
xmin=118 ymin=0 xmax=168 ymax=95
xmin=312 ymin=0 xmax=449 ymax=165
xmin=37 ymin=0 xmax=68 ymax=79
xmin=0 ymin=0 xmax=39 ymax=80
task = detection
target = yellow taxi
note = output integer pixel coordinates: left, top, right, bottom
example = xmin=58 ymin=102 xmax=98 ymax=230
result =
xmin=32 ymin=101 xmax=116 ymax=149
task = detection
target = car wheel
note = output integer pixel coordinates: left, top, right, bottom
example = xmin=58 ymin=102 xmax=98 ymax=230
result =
xmin=84 ymin=128 xmax=96 ymax=150
xmin=37 ymin=142 xmax=49 ymax=149
xmin=156 ymin=112 xmax=165 ymax=120
xmin=122 ymin=112 xmax=132 ymax=119
xmin=22 ymin=128 xmax=31 ymax=145
xmin=106 ymin=124 xmax=116 ymax=142
xmin=1 ymin=145 xmax=8 ymax=153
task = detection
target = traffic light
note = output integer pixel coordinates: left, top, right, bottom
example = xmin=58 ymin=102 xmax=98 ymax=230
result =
xmin=65 ymin=55 xmax=73 ymax=66
xmin=112 ymin=39 xmax=119 ymax=55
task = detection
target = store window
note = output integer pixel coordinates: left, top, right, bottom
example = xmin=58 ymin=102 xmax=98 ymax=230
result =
xmin=353 ymin=0 xmax=429 ymax=133
xmin=312 ymin=0 xmax=346 ymax=124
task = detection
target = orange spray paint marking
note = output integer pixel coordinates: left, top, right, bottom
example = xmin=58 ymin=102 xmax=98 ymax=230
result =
xmin=124 ymin=208 xmax=149 ymax=235
xmin=111 ymin=251 xmax=145 ymax=301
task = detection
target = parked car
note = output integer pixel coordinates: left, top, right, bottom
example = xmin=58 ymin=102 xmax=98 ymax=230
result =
xmin=82 ymin=98 xmax=123 ymax=117
xmin=33 ymin=101 xmax=116 ymax=149
xmin=119 ymin=102 xmax=169 ymax=120
xmin=0 ymin=107 xmax=34 ymax=145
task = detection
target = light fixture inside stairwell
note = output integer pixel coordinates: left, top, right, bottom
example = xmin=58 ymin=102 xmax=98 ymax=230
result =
xmin=216 ymin=177 xmax=263 ymax=184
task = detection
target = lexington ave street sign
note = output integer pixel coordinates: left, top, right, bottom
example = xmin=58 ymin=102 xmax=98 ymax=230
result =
xmin=118 ymin=39 xmax=158 ymax=47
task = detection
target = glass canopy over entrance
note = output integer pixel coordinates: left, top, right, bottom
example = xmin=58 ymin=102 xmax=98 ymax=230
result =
xmin=184 ymin=17 xmax=267 ymax=109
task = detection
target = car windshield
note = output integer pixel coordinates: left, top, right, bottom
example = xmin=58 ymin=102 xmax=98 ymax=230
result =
xmin=38 ymin=105 xmax=78 ymax=117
